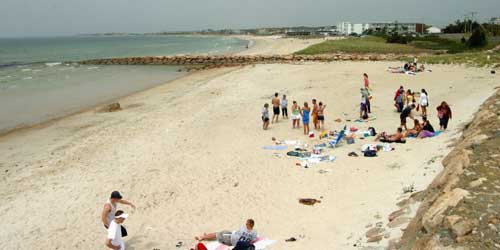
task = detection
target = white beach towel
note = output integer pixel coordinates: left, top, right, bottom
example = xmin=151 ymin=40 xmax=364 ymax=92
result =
xmin=205 ymin=237 xmax=276 ymax=250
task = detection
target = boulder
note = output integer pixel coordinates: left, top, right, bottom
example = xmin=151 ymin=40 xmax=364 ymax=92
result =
xmin=101 ymin=103 xmax=121 ymax=112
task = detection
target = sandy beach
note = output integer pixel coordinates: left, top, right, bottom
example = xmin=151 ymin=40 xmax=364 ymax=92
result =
xmin=0 ymin=37 xmax=498 ymax=250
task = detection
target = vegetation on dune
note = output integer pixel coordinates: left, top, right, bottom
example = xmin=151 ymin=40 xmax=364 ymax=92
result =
xmin=401 ymin=51 xmax=500 ymax=67
xmin=295 ymin=36 xmax=428 ymax=55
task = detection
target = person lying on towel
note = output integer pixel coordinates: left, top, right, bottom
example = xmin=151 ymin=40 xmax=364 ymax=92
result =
xmin=195 ymin=219 xmax=257 ymax=247
xmin=374 ymin=127 xmax=405 ymax=143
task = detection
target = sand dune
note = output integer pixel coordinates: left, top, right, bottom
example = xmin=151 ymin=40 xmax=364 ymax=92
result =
xmin=0 ymin=38 xmax=498 ymax=250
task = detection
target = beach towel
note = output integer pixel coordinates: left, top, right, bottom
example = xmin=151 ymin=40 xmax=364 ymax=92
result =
xmin=205 ymin=237 xmax=276 ymax=250
xmin=263 ymin=145 xmax=288 ymax=150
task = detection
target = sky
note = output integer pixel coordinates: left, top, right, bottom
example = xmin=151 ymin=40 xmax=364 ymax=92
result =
xmin=1 ymin=0 xmax=499 ymax=37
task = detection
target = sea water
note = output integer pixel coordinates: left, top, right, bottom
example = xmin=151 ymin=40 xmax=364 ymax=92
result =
xmin=0 ymin=35 xmax=248 ymax=133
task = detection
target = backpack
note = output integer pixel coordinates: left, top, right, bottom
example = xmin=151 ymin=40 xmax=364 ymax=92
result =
xmin=368 ymin=127 xmax=377 ymax=136
xmin=364 ymin=150 xmax=377 ymax=157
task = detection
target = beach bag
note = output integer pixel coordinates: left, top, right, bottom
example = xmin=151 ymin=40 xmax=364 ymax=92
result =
xmin=416 ymin=104 xmax=420 ymax=112
xmin=233 ymin=241 xmax=255 ymax=250
xmin=364 ymin=150 xmax=377 ymax=157
xmin=362 ymin=113 xmax=369 ymax=120
xmin=195 ymin=243 xmax=208 ymax=250
xmin=121 ymin=225 xmax=128 ymax=237
xmin=368 ymin=127 xmax=377 ymax=136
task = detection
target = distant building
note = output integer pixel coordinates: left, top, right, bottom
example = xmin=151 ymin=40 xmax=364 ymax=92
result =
xmin=337 ymin=21 xmax=426 ymax=35
xmin=370 ymin=22 xmax=425 ymax=34
xmin=426 ymin=26 xmax=442 ymax=34
xmin=491 ymin=17 xmax=500 ymax=25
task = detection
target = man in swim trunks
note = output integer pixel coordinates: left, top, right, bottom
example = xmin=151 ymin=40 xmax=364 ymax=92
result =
xmin=271 ymin=93 xmax=280 ymax=123
xmin=374 ymin=127 xmax=405 ymax=142
xmin=195 ymin=219 xmax=257 ymax=247
xmin=312 ymin=99 xmax=319 ymax=130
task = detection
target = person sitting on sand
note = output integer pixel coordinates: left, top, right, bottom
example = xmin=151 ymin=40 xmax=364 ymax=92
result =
xmin=271 ymin=93 xmax=280 ymax=123
xmin=291 ymin=101 xmax=301 ymax=129
xmin=301 ymin=102 xmax=311 ymax=135
xmin=317 ymin=102 xmax=326 ymax=130
xmin=374 ymin=127 xmax=405 ymax=142
xmin=195 ymin=219 xmax=257 ymax=247
xmin=106 ymin=210 xmax=128 ymax=250
xmin=419 ymin=116 xmax=436 ymax=138
xmin=405 ymin=119 xmax=422 ymax=137
xmin=262 ymin=103 xmax=270 ymax=130
xmin=102 ymin=191 xmax=135 ymax=229
xmin=400 ymin=104 xmax=416 ymax=130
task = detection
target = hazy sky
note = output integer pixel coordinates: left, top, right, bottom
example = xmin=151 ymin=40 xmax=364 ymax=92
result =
xmin=1 ymin=0 xmax=499 ymax=37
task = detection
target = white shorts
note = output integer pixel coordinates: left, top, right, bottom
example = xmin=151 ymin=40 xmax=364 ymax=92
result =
xmin=291 ymin=114 xmax=301 ymax=120
xmin=110 ymin=242 xmax=125 ymax=250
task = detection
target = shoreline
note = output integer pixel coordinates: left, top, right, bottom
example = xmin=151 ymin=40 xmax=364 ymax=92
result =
xmin=0 ymin=60 xmax=498 ymax=250
xmin=0 ymin=35 xmax=324 ymax=137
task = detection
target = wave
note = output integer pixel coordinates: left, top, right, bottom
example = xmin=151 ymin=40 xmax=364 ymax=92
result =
xmin=45 ymin=62 xmax=62 ymax=67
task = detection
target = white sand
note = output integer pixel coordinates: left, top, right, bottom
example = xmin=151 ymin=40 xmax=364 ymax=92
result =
xmin=0 ymin=39 xmax=498 ymax=250
xmin=234 ymin=35 xmax=327 ymax=55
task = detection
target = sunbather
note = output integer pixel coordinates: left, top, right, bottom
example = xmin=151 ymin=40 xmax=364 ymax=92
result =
xmin=195 ymin=219 xmax=257 ymax=247
xmin=419 ymin=116 xmax=436 ymax=138
xmin=374 ymin=127 xmax=405 ymax=142
xmin=405 ymin=119 xmax=422 ymax=137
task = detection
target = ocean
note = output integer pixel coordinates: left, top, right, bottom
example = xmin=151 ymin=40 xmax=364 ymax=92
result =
xmin=0 ymin=35 xmax=248 ymax=134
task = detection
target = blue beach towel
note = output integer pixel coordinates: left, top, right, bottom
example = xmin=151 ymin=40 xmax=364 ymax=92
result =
xmin=263 ymin=145 xmax=288 ymax=150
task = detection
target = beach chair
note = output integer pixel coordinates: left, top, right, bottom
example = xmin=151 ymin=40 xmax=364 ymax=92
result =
xmin=328 ymin=126 xmax=346 ymax=148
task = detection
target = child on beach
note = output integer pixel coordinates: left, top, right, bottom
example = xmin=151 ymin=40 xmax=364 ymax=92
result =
xmin=291 ymin=101 xmax=301 ymax=129
xmin=301 ymin=102 xmax=311 ymax=135
xmin=281 ymin=95 xmax=288 ymax=119
xmin=317 ymin=102 xmax=326 ymax=130
xmin=406 ymin=89 xmax=415 ymax=106
xmin=405 ymin=119 xmax=422 ymax=137
xmin=262 ymin=103 xmax=270 ymax=130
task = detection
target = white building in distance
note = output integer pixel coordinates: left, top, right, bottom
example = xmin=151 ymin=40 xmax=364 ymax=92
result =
xmin=337 ymin=22 xmax=425 ymax=35
xmin=426 ymin=26 xmax=442 ymax=34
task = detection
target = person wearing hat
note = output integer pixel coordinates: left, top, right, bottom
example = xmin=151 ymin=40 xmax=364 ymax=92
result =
xmin=101 ymin=191 xmax=135 ymax=229
xmin=106 ymin=210 xmax=128 ymax=250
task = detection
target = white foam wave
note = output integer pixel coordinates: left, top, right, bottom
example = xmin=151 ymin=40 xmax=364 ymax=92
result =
xmin=23 ymin=77 xmax=33 ymax=80
xmin=45 ymin=62 xmax=62 ymax=67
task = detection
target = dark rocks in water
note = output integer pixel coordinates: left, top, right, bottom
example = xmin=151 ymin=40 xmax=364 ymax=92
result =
xmin=102 ymin=102 xmax=122 ymax=112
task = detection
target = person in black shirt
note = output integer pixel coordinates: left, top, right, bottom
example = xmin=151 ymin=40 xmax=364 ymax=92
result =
xmin=400 ymin=104 xmax=416 ymax=130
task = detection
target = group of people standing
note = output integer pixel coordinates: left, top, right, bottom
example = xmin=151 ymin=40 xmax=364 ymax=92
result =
xmin=101 ymin=191 xmax=135 ymax=250
xmin=262 ymin=93 xmax=326 ymax=135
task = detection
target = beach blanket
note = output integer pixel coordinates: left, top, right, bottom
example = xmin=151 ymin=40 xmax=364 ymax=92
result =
xmin=263 ymin=145 xmax=288 ymax=150
xmin=205 ymin=237 xmax=276 ymax=250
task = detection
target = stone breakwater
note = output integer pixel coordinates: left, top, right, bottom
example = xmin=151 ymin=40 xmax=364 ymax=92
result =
xmin=395 ymin=89 xmax=500 ymax=250
xmin=79 ymin=54 xmax=422 ymax=68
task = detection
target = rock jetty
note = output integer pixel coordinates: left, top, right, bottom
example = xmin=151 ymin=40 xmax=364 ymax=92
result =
xmin=79 ymin=54 xmax=421 ymax=68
